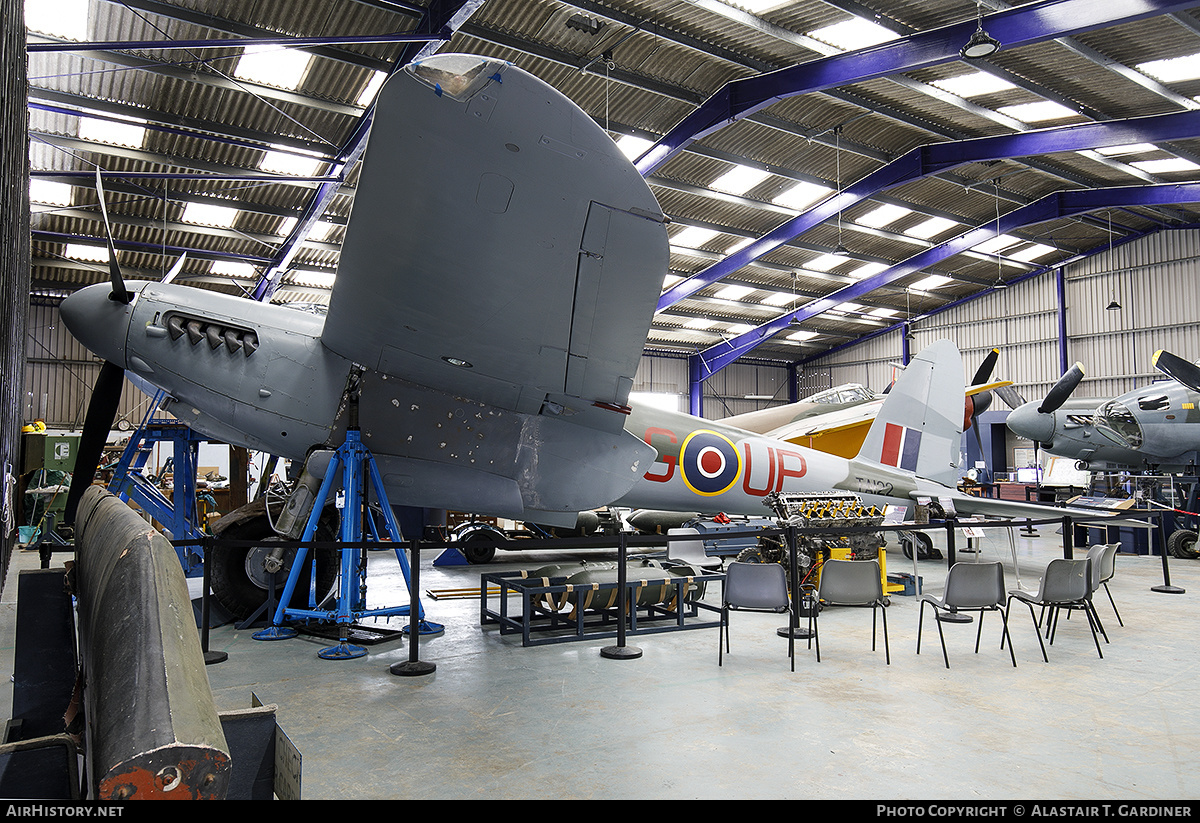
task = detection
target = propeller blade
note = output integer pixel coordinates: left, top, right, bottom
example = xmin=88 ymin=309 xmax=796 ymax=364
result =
xmin=64 ymin=360 xmax=125 ymax=525
xmin=94 ymin=168 xmax=131 ymax=304
xmin=971 ymin=347 xmax=1000 ymax=387
xmin=161 ymin=252 xmax=188 ymax=285
xmin=994 ymin=385 xmax=1026 ymax=409
xmin=1153 ymin=350 xmax=1200 ymax=392
xmin=1038 ymin=362 xmax=1084 ymax=414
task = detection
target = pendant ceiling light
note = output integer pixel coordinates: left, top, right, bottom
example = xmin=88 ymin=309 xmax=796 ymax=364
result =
xmin=961 ymin=1 xmax=1001 ymax=59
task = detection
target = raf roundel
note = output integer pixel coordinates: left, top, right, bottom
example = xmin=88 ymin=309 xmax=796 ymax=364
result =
xmin=679 ymin=429 xmax=742 ymax=496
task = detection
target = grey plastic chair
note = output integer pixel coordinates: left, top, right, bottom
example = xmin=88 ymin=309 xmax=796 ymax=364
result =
xmin=719 ymin=562 xmax=795 ymax=671
xmin=813 ymin=558 xmax=889 ymax=664
xmin=917 ymin=561 xmax=1016 ymax=668
xmin=1097 ymin=543 xmax=1123 ymax=627
xmin=1005 ymin=557 xmax=1103 ymax=661
xmin=667 ymin=527 xmax=723 ymax=571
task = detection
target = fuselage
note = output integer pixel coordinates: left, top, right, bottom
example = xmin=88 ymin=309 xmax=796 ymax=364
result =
xmin=60 ymin=281 xmax=926 ymax=526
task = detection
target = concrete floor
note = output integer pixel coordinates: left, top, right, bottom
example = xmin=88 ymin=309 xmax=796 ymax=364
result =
xmin=3 ymin=525 xmax=1199 ymax=801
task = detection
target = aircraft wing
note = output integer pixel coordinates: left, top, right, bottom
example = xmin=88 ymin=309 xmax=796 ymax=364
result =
xmin=321 ymin=55 xmax=669 ymax=424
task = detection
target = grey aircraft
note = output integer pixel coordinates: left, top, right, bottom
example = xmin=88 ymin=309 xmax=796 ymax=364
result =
xmin=1005 ymin=351 xmax=1200 ymax=474
xmin=58 ymin=54 xmax=1108 ymax=616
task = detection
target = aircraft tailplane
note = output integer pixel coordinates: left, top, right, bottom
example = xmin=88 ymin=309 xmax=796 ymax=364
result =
xmin=855 ymin=339 xmax=964 ymax=487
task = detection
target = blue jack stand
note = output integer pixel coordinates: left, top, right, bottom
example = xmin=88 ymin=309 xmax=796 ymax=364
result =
xmin=252 ymin=420 xmax=443 ymax=661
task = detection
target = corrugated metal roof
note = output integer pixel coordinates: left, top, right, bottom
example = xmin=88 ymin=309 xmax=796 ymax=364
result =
xmin=26 ymin=0 xmax=1200 ymax=364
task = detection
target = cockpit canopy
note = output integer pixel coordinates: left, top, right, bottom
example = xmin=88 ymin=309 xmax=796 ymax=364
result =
xmin=1096 ymin=399 xmax=1143 ymax=448
xmin=801 ymin=383 xmax=876 ymax=405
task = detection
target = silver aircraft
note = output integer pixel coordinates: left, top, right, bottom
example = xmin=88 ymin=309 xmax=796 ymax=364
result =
xmin=58 ymin=54 xmax=1104 ymax=615
xmin=1005 ymin=352 xmax=1200 ymax=473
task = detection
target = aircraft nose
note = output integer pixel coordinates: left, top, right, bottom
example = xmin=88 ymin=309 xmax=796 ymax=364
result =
xmin=1005 ymin=400 xmax=1055 ymax=443
xmin=60 ymin=282 xmax=134 ymax=368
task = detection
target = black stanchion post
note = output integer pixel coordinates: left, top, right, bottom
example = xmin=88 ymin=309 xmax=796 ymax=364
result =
xmin=778 ymin=524 xmax=812 ymax=640
xmin=945 ymin=517 xmax=956 ymax=566
xmin=201 ymin=536 xmax=227 ymax=665
xmin=1153 ymin=511 xmax=1186 ymax=594
xmin=390 ymin=539 xmax=436 ymax=676
xmin=601 ymin=532 xmax=642 ymax=660
xmin=1062 ymin=515 xmax=1073 ymax=559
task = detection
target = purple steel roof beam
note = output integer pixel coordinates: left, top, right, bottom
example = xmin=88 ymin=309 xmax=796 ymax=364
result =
xmin=659 ymin=108 xmax=1200 ymax=312
xmin=694 ymin=182 xmax=1200 ymax=379
xmin=636 ymin=0 xmax=1196 ymax=176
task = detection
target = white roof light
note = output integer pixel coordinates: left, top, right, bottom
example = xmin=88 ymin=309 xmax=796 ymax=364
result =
xmin=832 ymin=302 xmax=863 ymax=314
xmin=1131 ymin=157 xmax=1200 ymax=173
xmin=911 ymin=274 xmax=952 ymax=290
xmin=714 ymin=284 xmax=755 ymax=301
xmin=808 ymin=17 xmax=900 ymax=51
xmin=235 ymin=46 xmax=313 ymax=90
xmin=65 ymin=243 xmax=108 ymax=263
xmin=210 ymin=260 xmax=258 ymax=279
xmin=868 ymin=307 xmax=899 ymax=318
xmin=711 ymin=164 xmax=770 ymax=195
xmin=259 ymin=147 xmax=324 ymax=177
xmin=786 ymin=329 xmax=818 ymax=341
xmin=30 ymin=179 xmax=74 ymax=207
xmin=850 ymin=261 xmax=889 ymax=279
xmin=181 ymin=202 xmax=240 ymax=228
xmin=1137 ymin=53 xmax=1200 ymax=83
xmin=357 ymin=71 xmax=387 ymax=107
xmin=760 ymin=291 xmax=797 ymax=307
xmin=805 ymin=253 xmax=845 ymax=272
xmin=684 ymin=318 xmax=717 ymax=329
xmin=663 ymin=274 xmax=684 ymax=291
xmin=855 ymin=203 xmax=911 ymax=228
xmin=25 ymin=0 xmax=88 ymax=40
xmin=727 ymin=323 xmax=754 ymax=334
xmin=972 ymin=234 xmax=1020 ymax=254
xmin=1008 ymin=243 xmax=1058 ymax=263
xmin=78 ymin=112 xmax=147 ymax=148
xmin=673 ymin=226 xmax=720 ymax=249
xmin=291 ymin=270 xmax=337 ymax=289
xmin=616 ymin=134 xmax=655 ymax=160
xmin=274 ymin=216 xmax=298 ymax=237
xmin=904 ymin=216 xmax=958 ymax=239
xmin=1094 ymin=143 xmax=1159 ymax=156
xmin=996 ymin=101 xmax=1079 ymax=123
xmin=930 ymin=72 xmax=1016 ymax=98
xmin=772 ymin=180 xmax=832 ymax=211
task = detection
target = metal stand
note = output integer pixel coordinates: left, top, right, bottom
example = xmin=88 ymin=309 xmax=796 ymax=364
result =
xmin=600 ymin=533 xmax=642 ymax=660
xmin=252 ymin=411 xmax=442 ymax=661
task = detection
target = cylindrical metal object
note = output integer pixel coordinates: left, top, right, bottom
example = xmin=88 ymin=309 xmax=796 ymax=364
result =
xmin=74 ymin=486 xmax=231 ymax=799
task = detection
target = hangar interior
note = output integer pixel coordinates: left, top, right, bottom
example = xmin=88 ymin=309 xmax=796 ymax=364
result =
xmin=3 ymin=0 xmax=1200 ymax=801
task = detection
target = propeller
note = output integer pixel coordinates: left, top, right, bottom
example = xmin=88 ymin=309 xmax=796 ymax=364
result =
xmin=970 ymin=347 xmax=1000 ymax=387
xmin=1153 ymin=350 xmax=1200 ymax=392
xmin=1037 ymin=362 xmax=1085 ymax=414
xmin=94 ymin=168 xmax=131 ymax=304
xmin=63 ymin=170 xmax=137 ymax=524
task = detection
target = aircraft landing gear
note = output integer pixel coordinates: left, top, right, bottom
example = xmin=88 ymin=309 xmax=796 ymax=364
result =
xmin=1167 ymin=528 xmax=1199 ymax=559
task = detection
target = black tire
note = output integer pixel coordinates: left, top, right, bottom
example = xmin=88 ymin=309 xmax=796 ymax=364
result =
xmin=210 ymin=513 xmax=339 ymax=620
xmin=900 ymin=531 xmax=935 ymax=560
xmin=1168 ymin=528 xmax=1200 ymax=560
xmin=459 ymin=529 xmax=500 ymax=564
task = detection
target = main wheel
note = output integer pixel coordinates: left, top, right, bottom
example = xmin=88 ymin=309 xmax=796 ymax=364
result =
xmin=210 ymin=513 xmax=339 ymax=620
xmin=1168 ymin=528 xmax=1199 ymax=560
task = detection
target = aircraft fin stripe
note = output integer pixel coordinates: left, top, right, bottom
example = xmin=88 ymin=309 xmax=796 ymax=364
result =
xmin=881 ymin=422 xmax=922 ymax=471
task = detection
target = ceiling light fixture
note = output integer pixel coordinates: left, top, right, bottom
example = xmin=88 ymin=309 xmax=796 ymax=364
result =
xmin=961 ymin=1 xmax=1001 ymax=59
xmin=1105 ymin=211 xmax=1121 ymax=311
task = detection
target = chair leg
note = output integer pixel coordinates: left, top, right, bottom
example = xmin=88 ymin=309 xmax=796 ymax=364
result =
xmin=881 ymin=604 xmax=890 ymax=665
xmin=1014 ymin=597 xmax=1048 ymax=662
xmin=718 ymin=607 xmax=727 ymax=666
xmin=1084 ymin=602 xmax=1104 ymax=659
xmin=1103 ymin=582 xmax=1123 ymax=627
xmin=1001 ymin=609 xmax=1017 ymax=667
xmin=1090 ymin=599 xmax=1109 ymax=644
xmin=974 ymin=609 xmax=985 ymax=654
xmin=917 ymin=600 xmax=925 ymax=655
xmin=934 ymin=608 xmax=949 ymax=669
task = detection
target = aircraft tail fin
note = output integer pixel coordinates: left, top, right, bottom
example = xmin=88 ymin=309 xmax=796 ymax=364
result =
xmin=855 ymin=339 xmax=964 ymax=487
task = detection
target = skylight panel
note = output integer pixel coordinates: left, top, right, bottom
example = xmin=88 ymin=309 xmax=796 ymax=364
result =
xmin=850 ymin=262 xmax=888 ymax=279
xmin=760 ymin=291 xmax=797 ymax=307
xmin=930 ymin=72 xmax=1016 ymax=98
xmin=1008 ymin=243 xmax=1057 ymax=263
xmin=259 ymin=147 xmax=323 ymax=177
xmin=616 ymin=134 xmax=654 ymax=160
xmin=181 ymin=202 xmax=240 ymax=228
xmin=724 ymin=237 xmax=754 ymax=254
xmin=714 ymin=284 xmax=755 ymax=301
xmin=911 ymin=274 xmax=951 ymax=291
xmin=832 ymin=302 xmax=863 ymax=314
xmin=805 ymin=253 xmax=845 ymax=272
xmin=868 ymin=307 xmax=898 ymax=318
xmin=25 ymin=0 xmax=88 ymax=40
xmin=973 ymin=234 xmax=1020 ymax=254
xmin=357 ymin=71 xmax=387 ymax=107
xmin=1131 ymin=157 xmax=1200 ymax=173
xmin=210 ymin=261 xmax=257 ymax=279
xmin=78 ymin=112 xmax=146 ymax=148
xmin=274 ymin=217 xmax=298 ymax=237
xmin=807 ymin=17 xmax=900 ymax=51
xmin=663 ymin=274 xmax=684 ymax=291
xmin=1137 ymin=53 xmax=1200 ymax=83
xmin=996 ymin=101 xmax=1078 ymax=123
xmin=855 ymin=203 xmax=911 ymax=228
xmin=235 ymin=46 xmax=313 ymax=90
xmin=672 ymin=226 xmax=720 ymax=249
xmin=727 ymin=323 xmax=754 ymax=335
xmin=1094 ymin=143 xmax=1159 ymax=156
xmin=684 ymin=318 xmax=717 ymax=329
xmin=772 ymin=180 xmax=832 ymax=211
xmin=786 ymin=330 xmax=818 ymax=342
xmin=65 ymin=243 xmax=108 ymax=263
xmin=711 ymin=164 xmax=770 ymax=195
xmin=904 ymin=216 xmax=957 ymax=239
xmin=729 ymin=0 xmax=788 ymax=13
xmin=30 ymin=179 xmax=74 ymax=207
